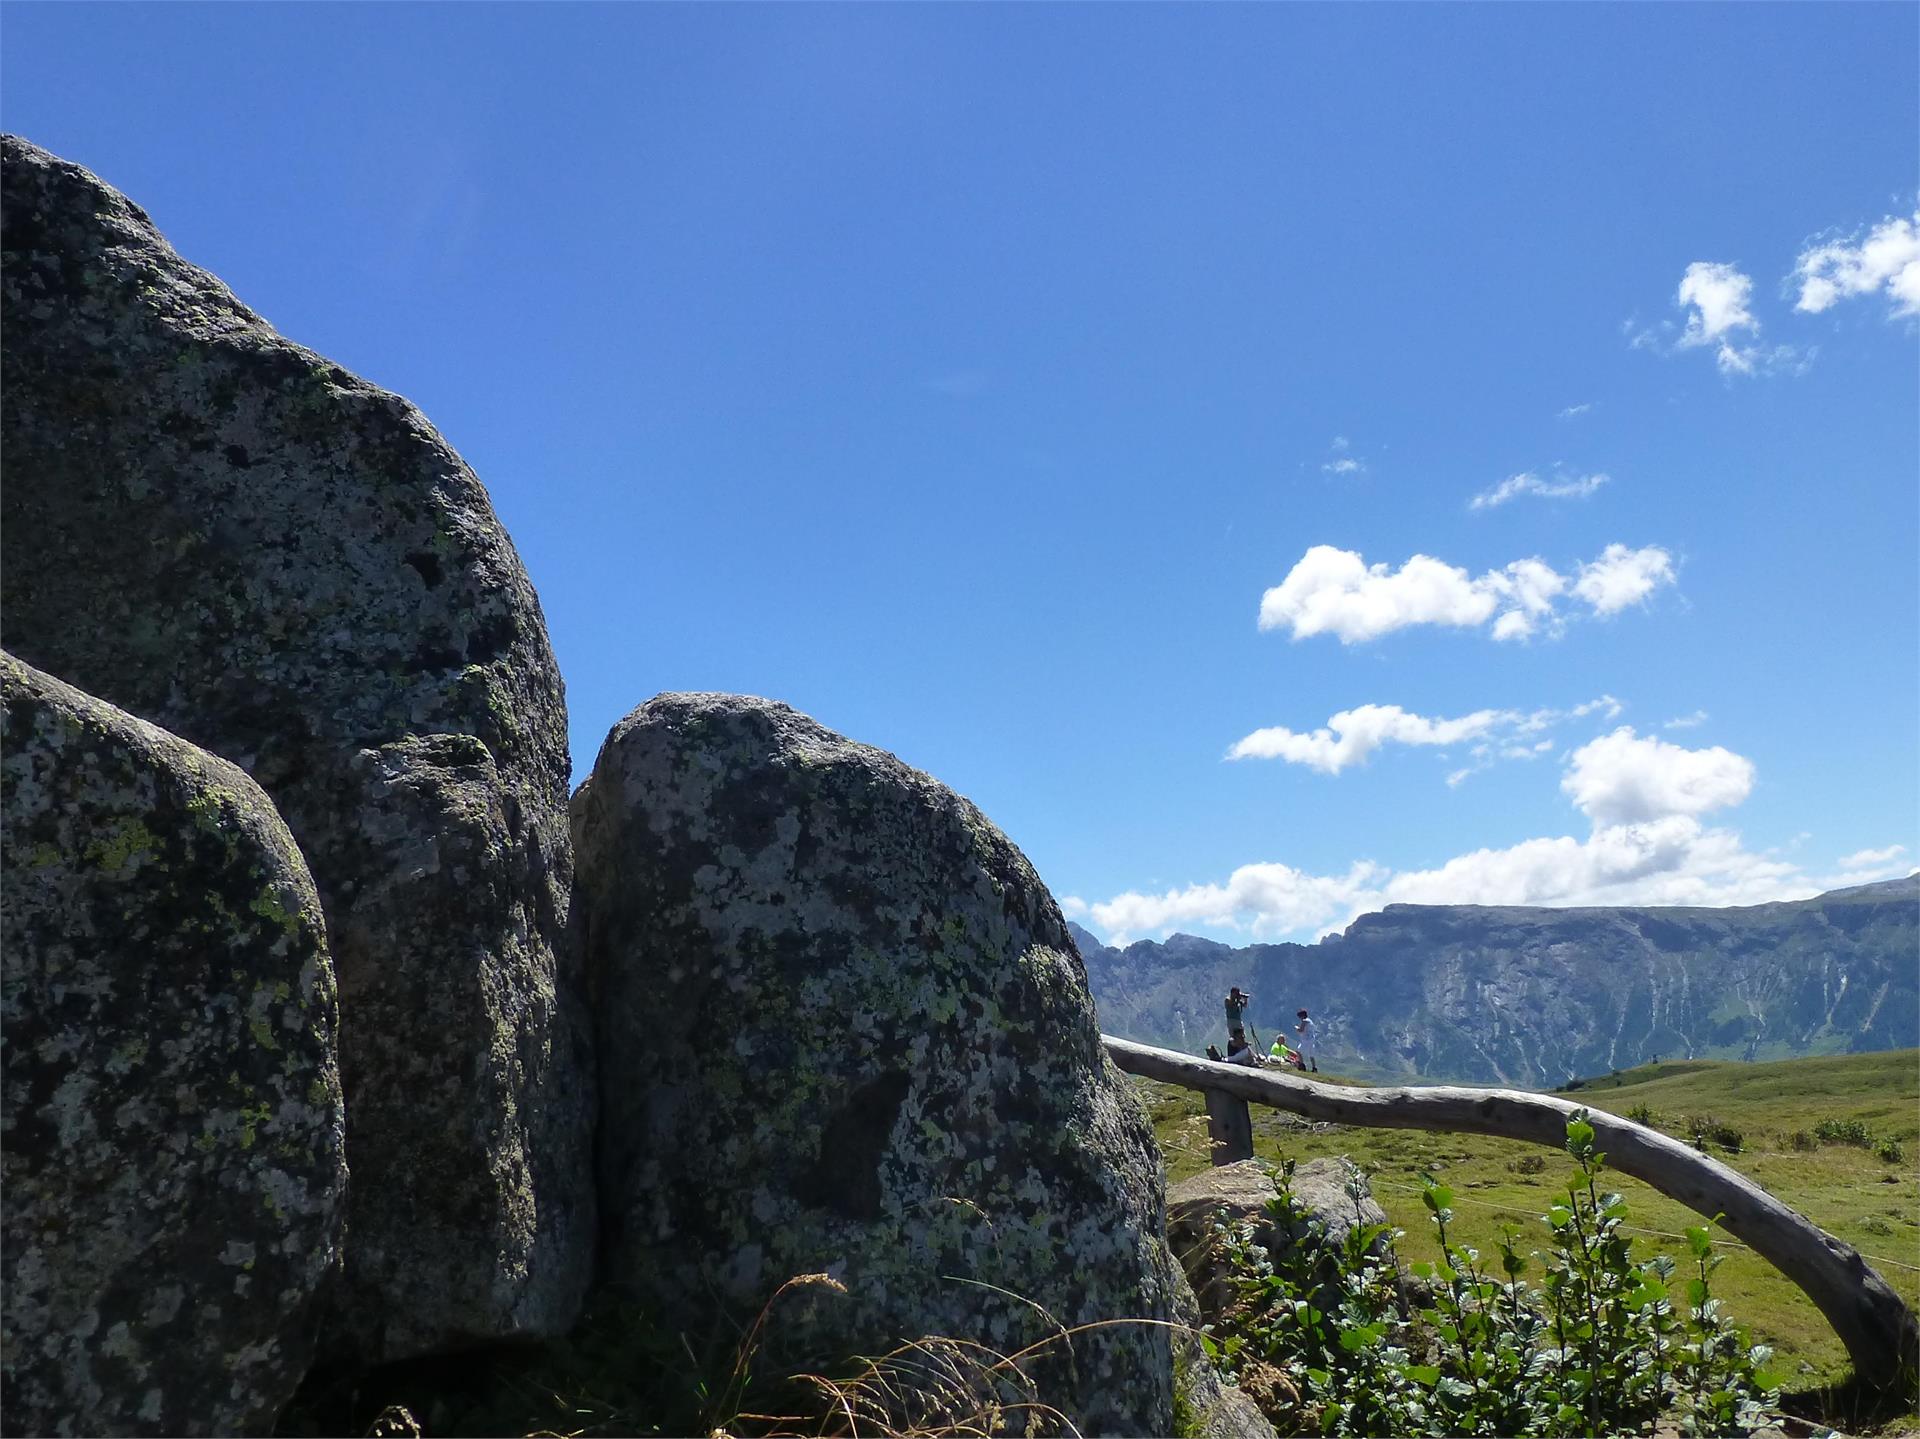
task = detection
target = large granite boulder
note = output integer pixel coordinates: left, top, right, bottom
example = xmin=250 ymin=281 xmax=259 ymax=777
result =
xmin=0 ymin=135 xmax=591 ymax=1362
xmin=1 ymin=652 xmax=348 ymax=1435
xmin=573 ymin=694 xmax=1184 ymax=1435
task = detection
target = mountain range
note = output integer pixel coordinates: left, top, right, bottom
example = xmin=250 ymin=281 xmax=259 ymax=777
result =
xmin=1072 ymin=874 xmax=1918 ymax=1087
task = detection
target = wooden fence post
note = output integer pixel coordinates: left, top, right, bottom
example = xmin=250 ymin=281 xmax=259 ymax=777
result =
xmin=1204 ymin=1087 xmax=1254 ymax=1164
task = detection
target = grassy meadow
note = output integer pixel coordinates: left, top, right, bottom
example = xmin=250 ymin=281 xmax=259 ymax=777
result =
xmin=1140 ymin=1049 xmax=1920 ymax=1396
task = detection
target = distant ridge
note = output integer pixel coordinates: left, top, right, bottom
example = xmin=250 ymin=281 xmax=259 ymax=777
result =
xmin=1073 ymin=874 xmax=1918 ymax=1086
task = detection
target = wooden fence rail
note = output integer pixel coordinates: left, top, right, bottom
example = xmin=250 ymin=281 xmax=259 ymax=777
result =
xmin=1104 ymin=1035 xmax=1918 ymax=1391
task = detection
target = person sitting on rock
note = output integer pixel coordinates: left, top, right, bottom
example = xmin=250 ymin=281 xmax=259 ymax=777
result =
xmin=1224 ymin=1033 xmax=1262 ymax=1067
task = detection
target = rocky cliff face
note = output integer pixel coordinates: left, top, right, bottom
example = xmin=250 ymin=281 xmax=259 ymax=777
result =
xmin=0 ymin=134 xmax=592 ymax=1362
xmin=1076 ymin=876 xmax=1919 ymax=1085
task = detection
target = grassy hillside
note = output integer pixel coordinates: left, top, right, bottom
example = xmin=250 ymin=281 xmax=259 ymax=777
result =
xmin=1139 ymin=1048 xmax=1920 ymax=1392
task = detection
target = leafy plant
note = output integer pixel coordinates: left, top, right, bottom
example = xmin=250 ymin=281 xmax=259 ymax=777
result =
xmin=1806 ymin=1117 xmax=1904 ymax=1164
xmin=1206 ymin=1114 xmax=1780 ymax=1436
xmin=1813 ymin=1118 xmax=1873 ymax=1147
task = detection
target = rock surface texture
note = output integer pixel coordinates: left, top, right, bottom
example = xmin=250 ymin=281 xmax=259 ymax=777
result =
xmin=1 ymin=652 xmax=347 ymax=1436
xmin=0 ymin=135 xmax=591 ymax=1362
xmin=573 ymin=694 xmax=1183 ymax=1436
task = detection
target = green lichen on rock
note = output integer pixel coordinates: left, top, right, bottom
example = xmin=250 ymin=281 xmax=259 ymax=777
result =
xmin=0 ymin=134 xmax=591 ymax=1363
xmin=573 ymin=694 xmax=1185 ymax=1436
xmin=0 ymin=651 xmax=347 ymax=1437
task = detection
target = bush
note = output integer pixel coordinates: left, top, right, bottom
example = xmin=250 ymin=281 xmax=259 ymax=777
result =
xmin=1813 ymin=1118 xmax=1872 ymax=1147
xmin=1515 ymin=1154 xmax=1548 ymax=1175
xmin=1626 ymin=1103 xmax=1657 ymax=1127
xmin=1806 ymin=1118 xmax=1904 ymax=1163
xmin=1207 ymin=1114 xmax=1779 ymax=1437
xmin=1683 ymin=1115 xmax=1743 ymax=1153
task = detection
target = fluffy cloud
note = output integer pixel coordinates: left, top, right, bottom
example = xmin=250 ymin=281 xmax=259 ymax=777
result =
xmin=1644 ymin=261 xmax=1804 ymax=376
xmin=1229 ymin=696 xmax=1622 ymax=779
xmin=1572 ymin=543 xmax=1678 ymax=614
xmin=1378 ymin=815 xmax=1802 ymax=911
xmin=1836 ymin=844 xmax=1907 ymax=868
xmin=1471 ymin=469 xmax=1609 ymax=510
xmin=1087 ymin=860 xmax=1387 ymax=945
xmin=1258 ymin=545 xmax=1674 ymax=644
xmin=1227 ymin=704 xmax=1507 ymax=773
xmin=1677 ymin=261 xmax=1758 ymax=350
xmin=1086 ymin=728 xmax=1809 ymax=945
xmin=1794 ymin=210 xmax=1920 ymax=318
xmin=1087 ymin=816 xmax=1815 ymax=945
xmin=1560 ymin=727 xmax=1755 ymax=825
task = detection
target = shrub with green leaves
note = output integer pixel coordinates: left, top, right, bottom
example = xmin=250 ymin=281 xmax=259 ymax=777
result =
xmin=1682 ymin=1115 xmax=1743 ymax=1153
xmin=1204 ymin=1113 xmax=1779 ymax=1436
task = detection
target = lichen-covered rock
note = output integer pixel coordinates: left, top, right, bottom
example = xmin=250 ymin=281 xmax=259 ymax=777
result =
xmin=573 ymin=694 xmax=1184 ymax=1436
xmin=0 ymin=651 xmax=347 ymax=1436
xmin=0 ymin=135 xmax=591 ymax=1361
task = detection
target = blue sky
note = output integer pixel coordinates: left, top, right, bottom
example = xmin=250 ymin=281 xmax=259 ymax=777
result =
xmin=8 ymin=4 xmax=1916 ymax=944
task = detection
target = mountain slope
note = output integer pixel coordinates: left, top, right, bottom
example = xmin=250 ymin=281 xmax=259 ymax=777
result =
xmin=1072 ymin=874 xmax=1918 ymax=1086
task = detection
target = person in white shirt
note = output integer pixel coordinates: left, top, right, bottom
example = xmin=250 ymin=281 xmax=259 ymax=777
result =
xmin=1294 ymin=1009 xmax=1317 ymax=1073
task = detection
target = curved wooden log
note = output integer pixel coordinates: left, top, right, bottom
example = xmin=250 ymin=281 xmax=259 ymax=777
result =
xmin=1105 ymin=1035 xmax=1918 ymax=1391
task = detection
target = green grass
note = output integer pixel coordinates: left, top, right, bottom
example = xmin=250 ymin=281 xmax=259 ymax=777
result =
xmin=1141 ymin=1048 xmax=1920 ymax=1394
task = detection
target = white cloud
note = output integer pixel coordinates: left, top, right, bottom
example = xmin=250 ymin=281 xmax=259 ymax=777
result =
xmin=1227 ymin=703 xmax=1507 ymax=773
xmin=1082 ymin=729 xmax=1831 ymax=945
xmin=1663 ymin=710 xmax=1709 ymax=730
xmin=1378 ymin=815 xmax=1804 ymax=911
xmin=1259 ymin=547 xmax=1497 ymax=642
xmin=1642 ymin=261 xmax=1807 ymax=376
xmin=1560 ymin=727 xmax=1754 ymax=825
xmin=1058 ymin=894 xmax=1089 ymax=919
xmin=1677 ymin=260 xmax=1757 ymax=348
xmin=1088 ymin=860 xmax=1387 ymax=947
xmin=1572 ymin=543 xmax=1676 ymax=614
xmin=1557 ymin=403 xmax=1593 ymax=420
xmin=1259 ymin=544 xmax=1672 ymax=645
xmin=1084 ymin=816 xmax=1818 ymax=945
xmin=1320 ymin=436 xmax=1367 ymax=477
xmin=1471 ymin=469 xmax=1610 ymax=510
xmin=1837 ymin=844 xmax=1907 ymax=868
xmin=1794 ymin=210 xmax=1920 ymax=318
xmin=1231 ymin=696 xmax=1624 ymax=786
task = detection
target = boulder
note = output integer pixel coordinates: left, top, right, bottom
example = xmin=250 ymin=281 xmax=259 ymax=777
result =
xmin=1 ymin=652 xmax=347 ymax=1435
xmin=0 ymin=135 xmax=592 ymax=1361
xmin=572 ymin=693 xmax=1184 ymax=1435
xmin=1168 ymin=1158 xmax=1393 ymax=1324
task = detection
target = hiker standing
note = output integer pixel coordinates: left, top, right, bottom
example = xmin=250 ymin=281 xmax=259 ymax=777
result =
xmin=1294 ymin=1009 xmax=1318 ymax=1073
xmin=1224 ymin=986 xmax=1251 ymax=1045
